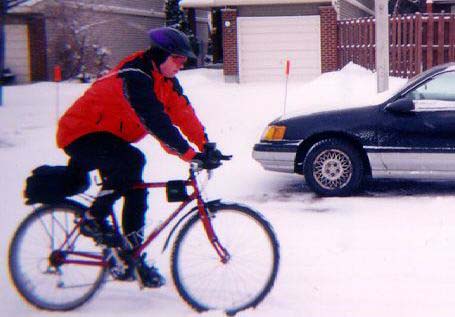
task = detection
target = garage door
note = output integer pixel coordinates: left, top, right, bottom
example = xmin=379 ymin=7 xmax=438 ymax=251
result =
xmin=6 ymin=24 xmax=30 ymax=83
xmin=237 ymin=16 xmax=321 ymax=83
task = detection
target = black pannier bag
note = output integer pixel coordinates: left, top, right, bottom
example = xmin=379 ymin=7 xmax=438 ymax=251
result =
xmin=166 ymin=180 xmax=189 ymax=202
xmin=24 ymin=165 xmax=90 ymax=205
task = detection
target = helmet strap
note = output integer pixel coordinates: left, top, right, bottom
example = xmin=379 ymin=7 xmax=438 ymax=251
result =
xmin=151 ymin=61 xmax=160 ymax=74
xmin=150 ymin=46 xmax=171 ymax=67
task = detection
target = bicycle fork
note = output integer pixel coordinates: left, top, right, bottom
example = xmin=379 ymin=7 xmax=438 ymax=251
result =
xmin=197 ymin=199 xmax=231 ymax=264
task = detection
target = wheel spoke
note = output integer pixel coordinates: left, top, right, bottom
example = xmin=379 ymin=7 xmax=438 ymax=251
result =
xmin=313 ymin=148 xmax=353 ymax=190
xmin=9 ymin=203 xmax=106 ymax=311
xmin=172 ymin=205 xmax=279 ymax=314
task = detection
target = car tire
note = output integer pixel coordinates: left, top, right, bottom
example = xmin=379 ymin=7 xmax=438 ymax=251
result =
xmin=303 ymin=138 xmax=364 ymax=196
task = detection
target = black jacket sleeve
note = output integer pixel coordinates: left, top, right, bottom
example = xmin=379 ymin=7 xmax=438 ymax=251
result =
xmin=119 ymin=69 xmax=191 ymax=156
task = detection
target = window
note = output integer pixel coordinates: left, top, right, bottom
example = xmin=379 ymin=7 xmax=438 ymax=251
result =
xmin=406 ymin=71 xmax=455 ymax=102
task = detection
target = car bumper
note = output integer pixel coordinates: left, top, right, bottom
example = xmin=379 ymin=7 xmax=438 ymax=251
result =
xmin=252 ymin=142 xmax=300 ymax=173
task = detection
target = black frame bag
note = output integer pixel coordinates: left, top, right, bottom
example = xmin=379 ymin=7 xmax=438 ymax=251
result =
xmin=24 ymin=165 xmax=89 ymax=205
xmin=166 ymin=180 xmax=189 ymax=202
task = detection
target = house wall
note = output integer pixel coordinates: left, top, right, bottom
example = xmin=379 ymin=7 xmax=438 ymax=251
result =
xmin=87 ymin=0 xmax=164 ymax=11
xmin=28 ymin=0 xmax=164 ymax=79
xmin=64 ymin=0 xmax=209 ymax=67
xmin=23 ymin=0 xmax=208 ymax=80
xmin=45 ymin=10 xmax=161 ymax=78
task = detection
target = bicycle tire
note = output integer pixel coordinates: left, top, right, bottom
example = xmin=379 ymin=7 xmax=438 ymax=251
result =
xmin=171 ymin=202 xmax=280 ymax=315
xmin=8 ymin=201 xmax=107 ymax=311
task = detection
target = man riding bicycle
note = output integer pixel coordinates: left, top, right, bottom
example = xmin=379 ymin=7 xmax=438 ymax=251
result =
xmin=56 ymin=27 xmax=216 ymax=288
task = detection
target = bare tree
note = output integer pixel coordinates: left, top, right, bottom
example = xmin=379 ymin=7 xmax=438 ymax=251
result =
xmin=44 ymin=0 xmax=111 ymax=81
xmin=393 ymin=0 xmax=403 ymax=15
xmin=390 ymin=0 xmax=425 ymax=15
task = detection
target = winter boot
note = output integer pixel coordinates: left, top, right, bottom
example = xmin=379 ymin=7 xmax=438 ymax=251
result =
xmin=79 ymin=213 xmax=123 ymax=247
xmin=135 ymin=253 xmax=166 ymax=288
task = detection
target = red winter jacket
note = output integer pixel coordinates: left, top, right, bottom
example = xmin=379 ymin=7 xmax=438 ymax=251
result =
xmin=56 ymin=50 xmax=206 ymax=161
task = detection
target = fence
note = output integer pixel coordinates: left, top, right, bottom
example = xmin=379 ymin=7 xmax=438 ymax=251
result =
xmin=337 ymin=13 xmax=455 ymax=78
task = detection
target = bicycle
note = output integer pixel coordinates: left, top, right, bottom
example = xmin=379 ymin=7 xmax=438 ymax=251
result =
xmin=8 ymin=146 xmax=280 ymax=316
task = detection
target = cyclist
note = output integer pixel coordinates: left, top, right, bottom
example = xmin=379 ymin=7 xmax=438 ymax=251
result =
xmin=56 ymin=27 xmax=214 ymax=288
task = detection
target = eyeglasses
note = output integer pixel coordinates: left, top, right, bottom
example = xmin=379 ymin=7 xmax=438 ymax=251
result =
xmin=171 ymin=55 xmax=188 ymax=66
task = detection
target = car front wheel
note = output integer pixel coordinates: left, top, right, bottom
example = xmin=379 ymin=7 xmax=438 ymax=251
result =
xmin=303 ymin=138 xmax=364 ymax=196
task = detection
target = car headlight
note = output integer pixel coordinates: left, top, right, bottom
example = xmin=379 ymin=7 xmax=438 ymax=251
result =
xmin=261 ymin=125 xmax=287 ymax=141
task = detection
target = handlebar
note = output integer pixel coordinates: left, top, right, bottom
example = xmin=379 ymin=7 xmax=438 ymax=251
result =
xmin=219 ymin=154 xmax=233 ymax=161
xmin=190 ymin=142 xmax=232 ymax=172
xmin=190 ymin=156 xmax=232 ymax=172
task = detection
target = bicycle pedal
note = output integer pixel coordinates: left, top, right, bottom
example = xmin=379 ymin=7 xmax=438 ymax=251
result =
xmin=92 ymin=234 xmax=123 ymax=247
xmin=112 ymin=269 xmax=136 ymax=281
xmin=104 ymin=248 xmax=136 ymax=281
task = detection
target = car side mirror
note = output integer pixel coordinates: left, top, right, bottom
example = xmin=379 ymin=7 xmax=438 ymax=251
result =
xmin=384 ymin=98 xmax=415 ymax=113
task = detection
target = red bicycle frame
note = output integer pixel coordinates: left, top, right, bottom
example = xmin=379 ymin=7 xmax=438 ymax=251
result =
xmin=132 ymin=168 xmax=230 ymax=262
xmin=54 ymin=167 xmax=230 ymax=268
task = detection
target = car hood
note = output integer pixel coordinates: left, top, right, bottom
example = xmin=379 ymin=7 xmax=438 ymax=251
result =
xmin=272 ymin=104 xmax=380 ymax=140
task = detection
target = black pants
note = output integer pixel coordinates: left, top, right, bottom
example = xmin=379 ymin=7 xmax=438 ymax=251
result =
xmin=65 ymin=132 xmax=148 ymax=246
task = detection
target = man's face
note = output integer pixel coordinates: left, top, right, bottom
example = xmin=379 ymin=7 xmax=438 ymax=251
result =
xmin=159 ymin=55 xmax=188 ymax=78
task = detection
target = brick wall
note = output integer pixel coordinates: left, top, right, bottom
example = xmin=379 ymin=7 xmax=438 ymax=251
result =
xmin=319 ymin=6 xmax=338 ymax=73
xmin=221 ymin=8 xmax=238 ymax=78
xmin=28 ymin=15 xmax=48 ymax=81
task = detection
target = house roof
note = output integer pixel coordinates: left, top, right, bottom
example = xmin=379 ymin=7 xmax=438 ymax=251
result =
xmin=8 ymin=0 xmax=45 ymax=8
xmin=180 ymin=0 xmax=331 ymax=8
xmin=9 ymin=0 xmax=164 ymax=18
xmin=181 ymin=0 xmax=374 ymax=15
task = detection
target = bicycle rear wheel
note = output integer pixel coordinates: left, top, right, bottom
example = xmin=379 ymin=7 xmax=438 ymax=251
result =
xmin=171 ymin=202 xmax=280 ymax=315
xmin=8 ymin=201 xmax=107 ymax=311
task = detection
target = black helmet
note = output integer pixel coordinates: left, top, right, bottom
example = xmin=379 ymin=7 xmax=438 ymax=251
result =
xmin=148 ymin=27 xmax=197 ymax=59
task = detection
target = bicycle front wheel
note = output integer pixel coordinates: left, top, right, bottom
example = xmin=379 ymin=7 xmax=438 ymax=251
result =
xmin=8 ymin=201 xmax=107 ymax=311
xmin=171 ymin=202 xmax=280 ymax=315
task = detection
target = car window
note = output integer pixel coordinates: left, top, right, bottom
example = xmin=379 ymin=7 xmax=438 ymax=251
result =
xmin=405 ymin=71 xmax=455 ymax=103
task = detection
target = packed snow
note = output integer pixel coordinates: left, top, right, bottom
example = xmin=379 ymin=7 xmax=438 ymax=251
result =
xmin=2 ymin=63 xmax=455 ymax=317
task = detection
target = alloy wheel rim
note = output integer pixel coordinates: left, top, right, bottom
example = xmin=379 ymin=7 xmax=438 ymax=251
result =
xmin=313 ymin=149 xmax=353 ymax=190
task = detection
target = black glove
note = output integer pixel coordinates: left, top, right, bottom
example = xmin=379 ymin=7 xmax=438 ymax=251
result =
xmin=193 ymin=150 xmax=222 ymax=170
xmin=192 ymin=142 xmax=231 ymax=170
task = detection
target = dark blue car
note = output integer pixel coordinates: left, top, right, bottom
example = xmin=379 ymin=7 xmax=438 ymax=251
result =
xmin=253 ymin=63 xmax=455 ymax=196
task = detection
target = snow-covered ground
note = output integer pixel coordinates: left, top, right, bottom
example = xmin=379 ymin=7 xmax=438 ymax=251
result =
xmin=2 ymin=64 xmax=455 ymax=317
